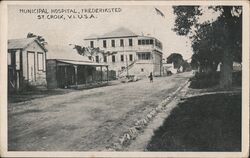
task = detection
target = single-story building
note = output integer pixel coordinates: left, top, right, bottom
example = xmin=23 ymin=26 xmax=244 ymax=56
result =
xmin=162 ymin=62 xmax=178 ymax=75
xmin=46 ymin=45 xmax=109 ymax=89
xmin=8 ymin=37 xmax=47 ymax=92
xmin=217 ymin=62 xmax=242 ymax=72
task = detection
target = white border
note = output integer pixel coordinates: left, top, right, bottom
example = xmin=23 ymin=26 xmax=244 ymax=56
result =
xmin=0 ymin=1 xmax=249 ymax=157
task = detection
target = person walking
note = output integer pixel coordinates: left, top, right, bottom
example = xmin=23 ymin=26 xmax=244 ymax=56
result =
xmin=149 ymin=72 xmax=153 ymax=83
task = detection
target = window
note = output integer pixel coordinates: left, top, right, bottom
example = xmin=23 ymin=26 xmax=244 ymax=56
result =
xmin=120 ymin=39 xmax=124 ymax=47
xmin=121 ymin=55 xmax=124 ymax=62
xmin=150 ymin=39 xmax=154 ymax=44
xmin=129 ymin=39 xmax=133 ymax=46
xmin=96 ymin=55 xmax=99 ymax=63
xmin=142 ymin=40 xmax=145 ymax=45
xmin=155 ymin=39 xmax=163 ymax=49
xmin=146 ymin=53 xmax=150 ymax=60
xmin=142 ymin=53 xmax=145 ymax=59
xmin=138 ymin=40 xmax=142 ymax=45
xmin=141 ymin=68 xmax=144 ymax=72
xmin=90 ymin=41 xmax=94 ymax=48
xmin=111 ymin=40 xmax=115 ymax=47
xmin=104 ymin=56 xmax=107 ymax=62
xmin=103 ymin=40 xmax=107 ymax=48
xmin=138 ymin=52 xmax=151 ymax=60
xmin=138 ymin=39 xmax=154 ymax=45
xmin=112 ymin=55 xmax=115 ymax=62
xmin=129 ymin=54 xmax=133 ymax=61
xmin=37 ymin=52 xmax=44 ymax=71
xmin=138 ymin=53 xmax=141 ymax=60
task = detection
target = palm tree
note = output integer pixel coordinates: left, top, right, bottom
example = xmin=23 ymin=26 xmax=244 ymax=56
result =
xmin=27 ymin=32 xmax=47 ymax=46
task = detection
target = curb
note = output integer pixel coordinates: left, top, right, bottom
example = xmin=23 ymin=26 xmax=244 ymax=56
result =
xmin=107 ymin=80 xmax=190 ymax=151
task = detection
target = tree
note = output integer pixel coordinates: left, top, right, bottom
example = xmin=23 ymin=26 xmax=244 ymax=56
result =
xmin=182 ymin=60 xmax=192 ymax=72
xmin=27 ymin=32 xmax=47 ymax=46
xmin=191 ymin=20 xmax=224 ymax=73
xmin=71 ymin=44 xmax=118 ymax=62
xmin=173 ymin=6 xmax=242 ymax=88
xmin=167 ymin=53 xmax=184 ymax=69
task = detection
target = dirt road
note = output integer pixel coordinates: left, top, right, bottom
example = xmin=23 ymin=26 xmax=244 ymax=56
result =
xmin=8 ymin=72 xmax=192 ymax=151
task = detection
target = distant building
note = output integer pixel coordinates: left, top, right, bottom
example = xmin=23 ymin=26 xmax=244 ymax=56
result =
xmin=8 ymin=37 xmax=47 ymax=91
xmin=217 ymin=62 xmax=242 ymax=72
xmin=84 ymin=27 xmax=163 ymax=77
xmin=162 ymin=63 xmax=178 ymax=74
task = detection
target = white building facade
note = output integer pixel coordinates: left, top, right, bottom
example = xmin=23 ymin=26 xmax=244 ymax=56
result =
xmin=84 ymin=27 xmax=163 ymax=77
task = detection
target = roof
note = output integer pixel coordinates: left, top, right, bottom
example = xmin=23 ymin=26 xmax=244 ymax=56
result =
xmin=57 ymin=59 xmax=108 ymax=66
xmin=84 ymin=34 xmax=99 ymax=39
xmin=47 ymin=45 xmax=91 ymax=62
xmin=8 ymin=37 xmax=47 ymax=52
xmin=84 ymin=27 xmax=138 ymax=40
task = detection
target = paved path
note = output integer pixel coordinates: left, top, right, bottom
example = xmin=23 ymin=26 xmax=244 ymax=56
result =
xmin=8 ymin=72 xmax=192 ymax=151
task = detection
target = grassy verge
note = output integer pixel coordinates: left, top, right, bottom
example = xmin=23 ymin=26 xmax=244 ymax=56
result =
xmin=146 ymin=93 xmax=241 ymax=151
xmin=189 ymin=71 xmax=241 ymax=89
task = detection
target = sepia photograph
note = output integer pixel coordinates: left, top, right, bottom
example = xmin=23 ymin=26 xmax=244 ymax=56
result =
xmin=0 ymin=0 xmax=249 ymax=157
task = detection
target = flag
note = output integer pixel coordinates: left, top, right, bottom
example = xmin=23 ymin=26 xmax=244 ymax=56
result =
xmin=155 ymin=7 xmax=165 ymax=17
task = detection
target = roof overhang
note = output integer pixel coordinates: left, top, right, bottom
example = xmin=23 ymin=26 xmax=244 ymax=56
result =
xmin=84 ymin=35 xmax=138 ymax=40
xmin=56 ymin=59 xmax=108 ymax=67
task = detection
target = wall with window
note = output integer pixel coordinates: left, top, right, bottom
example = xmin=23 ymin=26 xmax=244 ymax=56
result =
xmin=138 ymin=39 xmax=154 ymax=45
xmin=85 ymin=37 xmax=138 ymax=52
xmin=84 ymin=36 xmax=163 ymax=77
xmin=137 ymin=52 xmax=151 ymax=60
xmin=22 ymin=41 xmax=47 ymax=86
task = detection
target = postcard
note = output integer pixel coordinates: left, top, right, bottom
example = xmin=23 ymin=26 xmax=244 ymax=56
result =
xmin=0 ymin=0 xmax=249 ymax=157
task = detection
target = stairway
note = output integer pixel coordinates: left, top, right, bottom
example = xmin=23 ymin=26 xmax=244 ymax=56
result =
xmin=118 ymin=60 xmax=137 ymax=78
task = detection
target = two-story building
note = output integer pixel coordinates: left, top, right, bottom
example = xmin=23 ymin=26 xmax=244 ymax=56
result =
xmin=84 ymin=27 xmax=163 ymax=77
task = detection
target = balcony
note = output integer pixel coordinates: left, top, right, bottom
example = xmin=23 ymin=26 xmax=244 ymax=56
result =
xmin=101 ymin=46 xmax=137 ymax=52
xmin=99 ymin=44 xmax=162 ymax=53
xmin=136 ymin=60 xmax=153 ymax=64
xmin=137 ymin=45 xmax=162 ymax=52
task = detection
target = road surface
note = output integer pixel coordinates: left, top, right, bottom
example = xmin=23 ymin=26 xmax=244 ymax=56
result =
xmin=8 ymin=72 xmax=192 ymax=151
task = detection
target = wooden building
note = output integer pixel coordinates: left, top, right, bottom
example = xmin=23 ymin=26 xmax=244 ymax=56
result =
xmin=46 ymin=45 xmax=109 ymax=89
xmin=8 ymin=37 xmax=47 ymax=92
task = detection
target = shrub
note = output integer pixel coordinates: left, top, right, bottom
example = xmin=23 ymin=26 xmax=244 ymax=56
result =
xmin=189 ymin=72 xmax=220 ymax=89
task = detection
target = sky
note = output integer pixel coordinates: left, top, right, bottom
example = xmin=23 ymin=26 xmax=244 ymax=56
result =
xmin=8 ymin=5 xmax=219 ymax=60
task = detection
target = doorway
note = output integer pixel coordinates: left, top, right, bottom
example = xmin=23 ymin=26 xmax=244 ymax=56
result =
xmin=27 ymin=52 xmax=35 ymax=82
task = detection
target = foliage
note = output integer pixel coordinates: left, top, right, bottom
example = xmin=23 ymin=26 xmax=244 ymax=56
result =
xmin=173 ymin=6 xmax=242 ymax=70
xmin=72 ymin=44 xmax=118 ymax=61
xmin=172 ymin=6 xmax=202 ymax=36
xmin=173 ymin=6 xmax=242 ymax=87
xmin=189 ymin=72 xmax=220 ymax=88
xmin=166 ymin=53 xmax=184 ymax=68
xmin=182 ymin=60 xmax=192 ymax=71
xmin=27 ymin=32 xmax=47 ymax=46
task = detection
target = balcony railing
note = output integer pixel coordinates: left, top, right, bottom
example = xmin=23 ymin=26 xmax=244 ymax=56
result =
xmin=99 ymin=44 xmax=162 ymax=52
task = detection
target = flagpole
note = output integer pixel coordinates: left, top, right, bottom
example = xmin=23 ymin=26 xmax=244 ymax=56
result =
xmin=153 ymin=7 xmax=165 ymax=76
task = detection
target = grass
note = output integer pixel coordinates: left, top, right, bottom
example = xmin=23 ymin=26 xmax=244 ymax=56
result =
xmin=189 ymin=71 xmax=242 ymax=89
xmin=146 ymin=93 xmax=241 ymax=151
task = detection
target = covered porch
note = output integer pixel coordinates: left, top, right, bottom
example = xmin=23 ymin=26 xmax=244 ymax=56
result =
xmin=46 ymin=59 xmax=109 ymax=89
